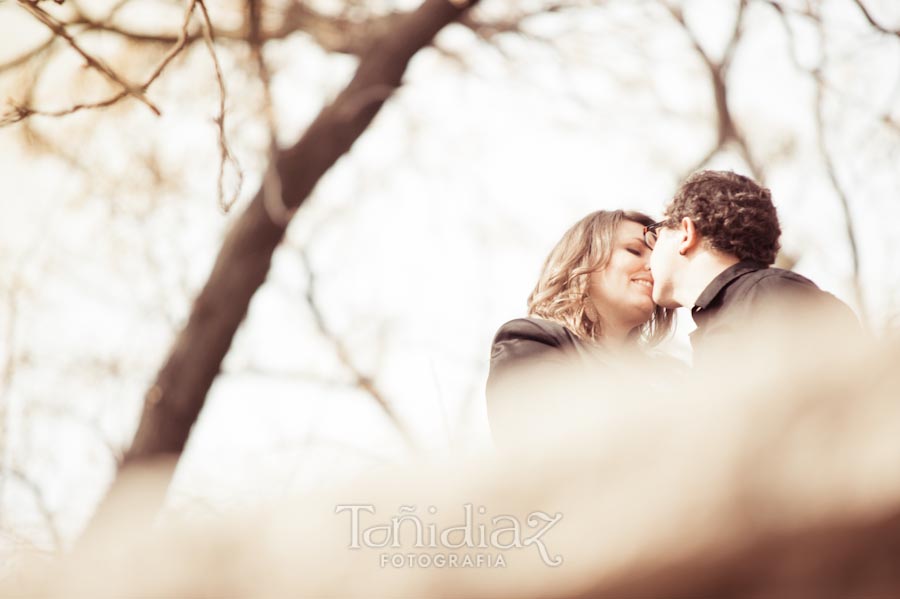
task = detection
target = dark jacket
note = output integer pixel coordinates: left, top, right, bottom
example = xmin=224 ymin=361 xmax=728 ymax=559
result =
xmin=690 ymin=261 xmax=859 ymax=364
xmin=487 ymin=317 xmax=594 ymax=378
xmin=485 ymin=317 xmax=687 ymax=447
xmin=485 ymin=317 xmax=603 ymax=446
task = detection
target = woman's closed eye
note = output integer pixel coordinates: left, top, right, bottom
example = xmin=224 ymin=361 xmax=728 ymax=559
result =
xmin=626 ymin=247 xmax=643 ymax=257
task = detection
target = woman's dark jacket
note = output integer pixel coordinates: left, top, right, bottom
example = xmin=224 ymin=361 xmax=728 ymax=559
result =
xmin=485 ymin=317 xmax=603 ymax=446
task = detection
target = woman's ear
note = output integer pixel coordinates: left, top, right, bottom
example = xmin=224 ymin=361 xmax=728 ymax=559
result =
xmin=678 ymin=217 xmax=699 ymax=256
xmin=583 ymin=295 xmax=598 ymax=322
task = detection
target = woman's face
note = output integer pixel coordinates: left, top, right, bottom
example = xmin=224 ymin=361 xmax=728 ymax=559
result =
xmin=586 ymin=220 xmax=656 ymax=335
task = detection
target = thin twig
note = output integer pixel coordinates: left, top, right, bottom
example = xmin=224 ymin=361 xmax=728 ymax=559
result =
xmin=721 ymin=0 xmax=747 ymax=74
xmin=248 ymin=0 xmax=294 ymax=227
xmin=811 ymin=12 xmax=867 ymax=325
xmin=0 ymin=287 xmax=19 ymax=534
xmin=297 ymin=248 xmax=418 ymax=451
xmin=849 ymin=0 xmax=900 ymax=37
xmin=141 ymin=0 xmax=200 ymax=92
xmin=764 ymin=0 xmax=899 ymax=138
xmin=6 ymin=469 xmax=62 ymax=552
xmin=814 ymin=81 xmax=866 ymax=322
xmin=16 ymin=0 xmax=160 ymax=114
xmin=1 ymin=0 xmax=199 ymax=127
xmin=196 ymin=0 xmax=243 ymax=213
xmin=0 ymin=37 xmax=55 ymax=72
xmin=666 ymin=0 xmax=761 ymax=181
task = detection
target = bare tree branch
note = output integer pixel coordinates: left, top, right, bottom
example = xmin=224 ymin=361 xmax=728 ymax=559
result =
xmin=1 ymin=0 xmax=197 ymax=126
xmin=0 ymin=286 xmax=20 ymax=534
xmin=458 ymin=1 xmax=575 ymax=44
xmin=15 ymin=0 xmax=161 ymax=115
xmin=78 ymin=0 xmax=480 ymax=541
xmin=221 ymin=363 xmax=350 ymax=388
xmin=763 ymin=1 xmax=869 ymax=324
xmin=11 ymin=0 xmax=589 ymax=64
xmin=247 ymin=0 xmax=295 ymax=227
xmin=0 ymin=37 xmax=55 ymax=72
xmin=196 ymin=0 xmax=243 ymax=213
xmin=5 ymin=468 xmax=62 ymax=552
xmin=22 ymin=397 xmax=125 ymax=466
xmin=297 ymin=248 xmax=417 ymax=450
xmin=763 ymin=0 xmax=805 ymax=70
xmin=1 ymin=0 xmax=588 ymax=130
xmin=850 ymin=0 xmax=900 ymax=37
xmin=665 ymin=0 xmax=763 ymax=181
xmin=3 ymin=0 xmax=243 ymax=211
xmin=0 ymin=226 xmax=50 ymax=534
xmin=813 ymin=74 xmax=867 ymax=324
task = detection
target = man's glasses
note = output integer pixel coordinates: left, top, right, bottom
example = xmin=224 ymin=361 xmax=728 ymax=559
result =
xmin=643 ymin=220 xmax=670 ymax=250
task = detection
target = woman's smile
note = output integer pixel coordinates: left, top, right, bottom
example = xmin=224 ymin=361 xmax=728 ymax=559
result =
xmin=631 ymin=277 xmax=654 ymax=295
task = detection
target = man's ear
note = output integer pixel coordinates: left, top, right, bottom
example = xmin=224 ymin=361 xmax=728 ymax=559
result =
xmin=678 ymin=217 xmax=699 ymax=256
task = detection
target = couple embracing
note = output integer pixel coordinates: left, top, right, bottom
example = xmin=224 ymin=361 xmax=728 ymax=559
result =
xmin=486 ymin=170 xmax=858 ymax=447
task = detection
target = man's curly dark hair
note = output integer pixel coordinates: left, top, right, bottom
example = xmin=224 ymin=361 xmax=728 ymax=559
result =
xmin=664 ymin=170 xmax=782 ymax=265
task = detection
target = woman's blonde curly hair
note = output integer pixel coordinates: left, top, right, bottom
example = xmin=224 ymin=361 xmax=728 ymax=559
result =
xmin=527 ymin=210 xmax=674 ymax=345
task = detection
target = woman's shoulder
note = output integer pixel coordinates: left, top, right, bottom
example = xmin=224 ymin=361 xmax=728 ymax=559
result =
xmin=488 ymin=317 xmax=577 ymax=386
xmin=492 ymin=317 xmax=573 ymax=347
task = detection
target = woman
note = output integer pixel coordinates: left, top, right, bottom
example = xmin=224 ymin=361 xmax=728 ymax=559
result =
xmin=486 ymin=210 xmax=674 ymax=446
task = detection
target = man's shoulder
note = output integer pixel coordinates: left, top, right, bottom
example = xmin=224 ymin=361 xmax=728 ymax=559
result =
xmin=739 ymin=266 xmax=819 ymax=290
xmin=730 ymin=266 xmax=858 ymax=325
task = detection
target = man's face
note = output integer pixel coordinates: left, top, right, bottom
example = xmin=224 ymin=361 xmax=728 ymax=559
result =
xmin=649 ymin=226 xmax=682 ymax=308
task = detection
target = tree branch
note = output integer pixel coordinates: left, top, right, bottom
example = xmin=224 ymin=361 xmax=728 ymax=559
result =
xmin=297 ymin=248 xmax=417 ymax=450
xmin=850 ymin=0 xmax=900 ymax=37
xmin=196 ymin=0 xmax=243 ymax=213
xmin=2 ymin=0 xmax=198 ymax=127
xmin=16 ymin=0 xmax=160 ymax=115
xmin=5 ymin=468 xmax=62 ymax=552
xmin=666 ymin=0 xmax=762 ymax=181
xmin=813 ymin=73 xmax=867 ymax=324
xmin=0 ymin=37 xmax=55 ymax=72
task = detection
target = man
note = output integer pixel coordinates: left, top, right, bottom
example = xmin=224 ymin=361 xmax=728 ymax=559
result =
xmin=643 ymin=170 xmax=858 ymax=363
